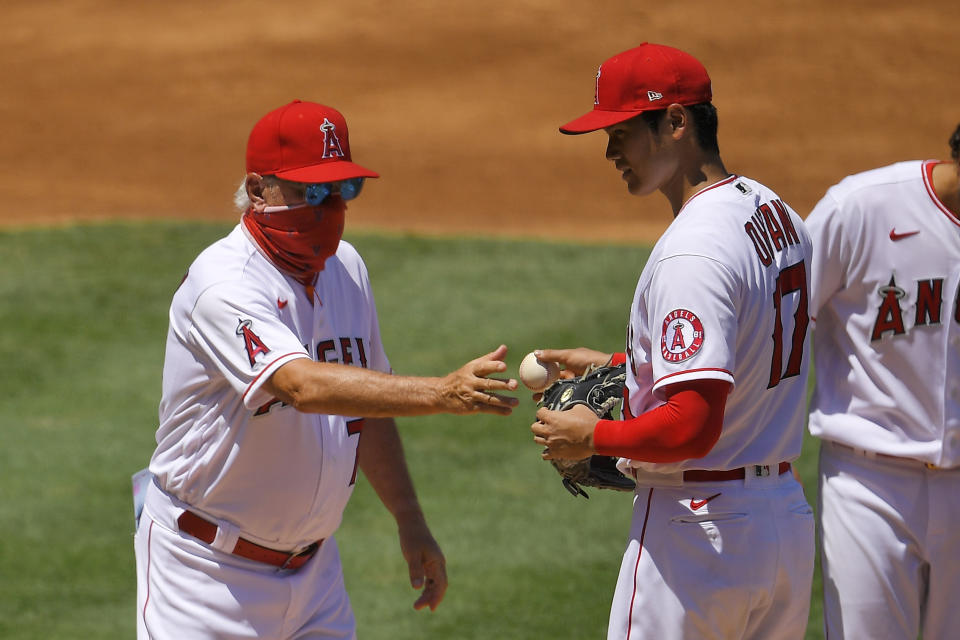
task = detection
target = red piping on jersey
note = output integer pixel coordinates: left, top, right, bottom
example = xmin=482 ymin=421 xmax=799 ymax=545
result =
xmin=922 ymin=160 xmax=960 ymax=227
xmin=677 ymin=174 xmax=738 ymax=217
xmin=622 ymin=386 xmax=635 ymax=420
xmin=241 ymin=352 xmax=308 ymax=404
xmin=627 ymin=488 xmax=655 ymax=640
xmin=655 ymin=367 xmax=732 ymax=387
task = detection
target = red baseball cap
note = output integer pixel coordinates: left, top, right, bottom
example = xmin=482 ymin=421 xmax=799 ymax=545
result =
xmin=559 ymin=43 xmax=712 ymax=135
xmin=246 ymin=100 xmax=379 ymax=182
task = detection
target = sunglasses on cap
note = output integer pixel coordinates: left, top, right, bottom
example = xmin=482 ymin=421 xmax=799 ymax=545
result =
xmin=305 ymin=178 xmax=365 ymax=205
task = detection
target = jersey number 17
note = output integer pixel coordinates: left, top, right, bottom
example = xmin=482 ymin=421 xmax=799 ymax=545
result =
xmin=768 ymin=260 xmax=809 ymax=388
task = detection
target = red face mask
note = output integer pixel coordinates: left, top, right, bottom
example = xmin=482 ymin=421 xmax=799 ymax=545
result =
xmin=242 ymin=197 xmax=346 ymax=285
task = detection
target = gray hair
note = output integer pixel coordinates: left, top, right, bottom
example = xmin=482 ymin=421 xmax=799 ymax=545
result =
xmin=233 ymin=177 xmax=251 ymax=213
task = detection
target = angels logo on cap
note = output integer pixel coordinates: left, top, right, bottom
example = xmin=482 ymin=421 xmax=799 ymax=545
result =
xmin=319 ymin=118 xmax=345 ymax=160
xmin=245 ymin=100 xmax=379 ymax=183
xmin=560 ymin=43 xmax=712 ymax=135
xmin=593 ymin=66 xmax=602 ymax=105
xmin=660 ymin=309 xmax=704 ymax=362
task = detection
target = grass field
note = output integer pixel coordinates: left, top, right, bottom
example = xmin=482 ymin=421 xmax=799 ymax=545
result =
xmin=0 ymin=222 xmax=823 ymax=638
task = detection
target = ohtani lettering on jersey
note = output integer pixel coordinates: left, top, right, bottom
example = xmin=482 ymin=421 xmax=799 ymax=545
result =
xmin=253 ymin=336 xmax=371 ymax=416
xmin=237 ymin=319 xmax=270 ymax=366
xmin=743 ymin=199 xmax=801 ymax=267
xmin=660 ymin=309 xmax=705 ymax=362
xmin=871 ymin=275 xmax=960 ymax=341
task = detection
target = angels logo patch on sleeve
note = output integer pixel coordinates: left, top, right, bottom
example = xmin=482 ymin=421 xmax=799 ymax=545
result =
xmin=237 ymin=318 xmax=271 ymax=366
xmin=660 ymin=309 xmax=704 ymax=362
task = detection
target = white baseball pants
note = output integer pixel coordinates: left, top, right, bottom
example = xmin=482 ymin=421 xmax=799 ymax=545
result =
xmin=134 ymin=483 xmax=355 ymax=639
xmin=607 ymin=468 xmax=814 ymax=640
xmin=819 ymin=441 xmax=960 ymax=639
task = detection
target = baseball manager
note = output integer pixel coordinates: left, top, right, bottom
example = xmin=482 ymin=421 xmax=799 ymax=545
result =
xmin=134 ymin=100 xmax=518 ymax=639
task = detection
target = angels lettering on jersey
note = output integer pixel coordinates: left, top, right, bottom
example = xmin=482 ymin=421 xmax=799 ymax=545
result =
xmin=234 ymin=317 xmax=371 ymax=416
xmin=871 ymin=274 xmax=960 ymax=342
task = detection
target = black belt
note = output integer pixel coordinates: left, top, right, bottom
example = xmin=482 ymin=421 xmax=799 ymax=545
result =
xmin=683 ymin=462 xmax=791 ymax=482
xmin=632 ymin=462 xmax=791 ymax=482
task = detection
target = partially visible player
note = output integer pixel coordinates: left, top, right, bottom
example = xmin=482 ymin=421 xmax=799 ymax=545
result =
xmin=806 ymin=123 xmax=960 ymax=639
xmin=134 ymin=100 xmax=519 ymax=640
xmin=530 ymin=43 xmax=815 ymax=639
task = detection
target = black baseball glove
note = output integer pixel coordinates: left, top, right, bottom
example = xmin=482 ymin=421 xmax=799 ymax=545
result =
xmin=538 ymin=363 xmax=636 ymax=498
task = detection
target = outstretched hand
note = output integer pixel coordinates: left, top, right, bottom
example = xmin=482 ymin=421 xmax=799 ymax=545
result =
xmin=441 ymin=344 xmax=519 ymax=415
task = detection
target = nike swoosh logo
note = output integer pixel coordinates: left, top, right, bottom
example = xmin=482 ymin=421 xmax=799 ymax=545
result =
xmin=889 ymin=228 xmax=920 ymax=241
xmin=689 ymin=493 xmax=722 ymax=511
xmin=277 ymin=298 xmax=288 ymax=309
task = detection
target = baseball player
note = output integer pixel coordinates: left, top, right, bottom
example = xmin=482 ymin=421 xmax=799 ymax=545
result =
xmin=133 ymin=100 xmax=519 ymax=639
xmin=530 ymin=44 xmax=815 ymax=639
xmin=806 ymin=123 xmax=960 ymax=639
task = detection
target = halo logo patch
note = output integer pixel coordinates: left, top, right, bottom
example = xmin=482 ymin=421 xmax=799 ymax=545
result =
xmin=660 ymin=309 xmax=704 ymax=362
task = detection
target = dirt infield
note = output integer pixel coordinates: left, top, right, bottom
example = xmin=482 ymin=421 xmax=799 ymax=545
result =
xmin=4 ymin=1 xmax=958 ymax=243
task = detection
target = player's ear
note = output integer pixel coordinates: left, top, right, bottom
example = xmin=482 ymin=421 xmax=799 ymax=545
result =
xmin=665 ymin=104 xmax=688 ymax=140
xmin=245 ymin=173 xmax=268 ymax=212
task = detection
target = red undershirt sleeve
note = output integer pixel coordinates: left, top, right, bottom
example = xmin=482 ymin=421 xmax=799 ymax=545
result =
xmin=593 ymin=379 xmax=730 ymax=463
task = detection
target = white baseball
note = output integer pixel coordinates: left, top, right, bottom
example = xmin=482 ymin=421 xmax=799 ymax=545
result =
xmin=519 ymin=352 xmax=561 ymax=392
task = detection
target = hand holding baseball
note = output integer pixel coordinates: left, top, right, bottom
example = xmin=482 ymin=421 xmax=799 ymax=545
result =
xmin=534 ymin=347 xmax=613 ymax=378
xmin=519 ymin=351 xmax=561 ymax=391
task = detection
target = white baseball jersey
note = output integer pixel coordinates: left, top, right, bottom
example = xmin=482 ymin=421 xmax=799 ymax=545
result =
xmin=607 ymin=175 xmax=815 ymax=640
xmin=807 ymin=160 xmax=960 ymax=465
xmin=149 ymin=224 xmax=390 ymax=549
xmin=621 ymin=175 xmax=814 ymax=474
xmin=807 ymin=160 xmax=960 ymax=639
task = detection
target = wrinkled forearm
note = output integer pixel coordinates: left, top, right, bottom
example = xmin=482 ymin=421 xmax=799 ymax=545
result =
xmin=265 ymin=359 xmax=449 ymax=418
